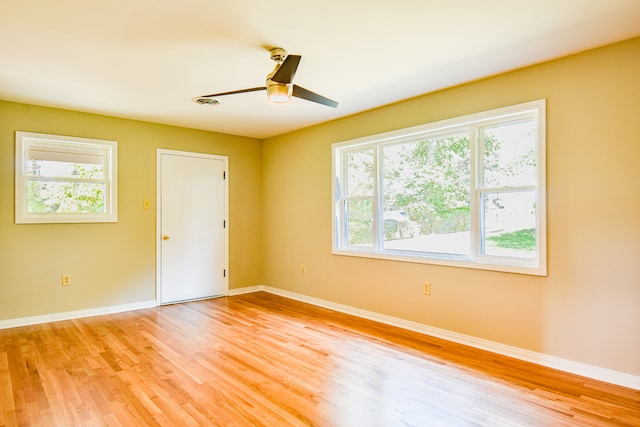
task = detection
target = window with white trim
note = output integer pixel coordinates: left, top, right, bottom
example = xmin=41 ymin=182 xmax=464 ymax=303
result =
xmin=332 ymin=100 xmax=546 ymax=275
xmin=15 ymin=131 xmax=118 ymax=224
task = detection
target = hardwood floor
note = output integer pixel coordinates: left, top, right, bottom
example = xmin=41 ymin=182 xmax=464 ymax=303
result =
xmin=1 ymin=292 xmax=638 ymax=426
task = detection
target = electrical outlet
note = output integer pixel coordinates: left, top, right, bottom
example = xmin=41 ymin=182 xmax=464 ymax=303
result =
xmin=301 ymin=264 xmax=306 ymax=274
xmin=423 ymin=282 xmax=431 ymax=295
xmin=62 ymin=274 xmax=71 ymax=287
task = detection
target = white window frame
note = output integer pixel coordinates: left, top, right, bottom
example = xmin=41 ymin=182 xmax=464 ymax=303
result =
xmin=15 ymin=131 xmax=118 ymax=224
xmin=332 ymin=100 xmax=546 ymax=276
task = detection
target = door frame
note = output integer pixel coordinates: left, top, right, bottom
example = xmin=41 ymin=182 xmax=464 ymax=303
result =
xmin=156 ymin=149 xmax=229 ymax=305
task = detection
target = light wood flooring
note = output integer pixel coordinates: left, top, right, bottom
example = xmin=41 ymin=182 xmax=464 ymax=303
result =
xmin=1 ymin=292 xmax=639 ymax=426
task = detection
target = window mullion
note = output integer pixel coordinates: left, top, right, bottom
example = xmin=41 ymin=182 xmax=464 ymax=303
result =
xmin=339 ymin=153 xmax=348 ymax=248
xmin=26 ymin=176 xmax=109 ymax=185
xmin=373 ymin=146 xmax=382 ymax=251
xmin=470 ymin=126 xmax=480 ymax=260
xmin=479 ymin=185 xmax=537 ymax=194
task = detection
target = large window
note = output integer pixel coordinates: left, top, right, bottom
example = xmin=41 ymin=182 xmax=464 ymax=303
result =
xmin=15 ymin=131 xmax=118 ymax=224
xmin=333 ymin=100 xmax=546 ymax=275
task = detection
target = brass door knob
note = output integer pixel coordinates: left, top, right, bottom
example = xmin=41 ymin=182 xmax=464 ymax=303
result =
xmin=162 ymin=235 xmax=170 ymax=240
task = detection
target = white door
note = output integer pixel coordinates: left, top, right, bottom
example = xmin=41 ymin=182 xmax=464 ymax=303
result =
xmin=157 ymin=149 xmax=228 ymax=304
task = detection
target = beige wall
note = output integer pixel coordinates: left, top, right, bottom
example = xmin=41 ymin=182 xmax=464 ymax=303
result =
xmin=262 ymin=38 xmax=640 ymax=376
xmin=0 ymin=103 xmax=262 ymax=319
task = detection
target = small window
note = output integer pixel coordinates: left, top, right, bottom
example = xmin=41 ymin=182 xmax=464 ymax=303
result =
xmin=333 ymin=100 xmax=546 ymax=275
xmin=15 ymin=131 xmax=118 ymax=224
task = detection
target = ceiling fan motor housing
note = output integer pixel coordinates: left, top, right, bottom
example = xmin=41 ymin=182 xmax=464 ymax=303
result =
xmin=269 ymin=47 xmax=287 ymax=63
xmin=266 ymin=47 xmax=293 ymax=102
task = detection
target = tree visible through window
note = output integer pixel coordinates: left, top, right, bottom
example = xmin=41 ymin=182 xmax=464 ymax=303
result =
xmin=381 ymin=132 xmax=471 ymax=255
xmin=15 ymin=132 xmax=118 ymax=223
xmin=333 ymin=100 xmax=546 ymax=275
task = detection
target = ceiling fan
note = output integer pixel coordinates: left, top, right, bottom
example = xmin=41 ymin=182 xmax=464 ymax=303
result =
xmin=195 ymin=48 xmax=338 ymax=108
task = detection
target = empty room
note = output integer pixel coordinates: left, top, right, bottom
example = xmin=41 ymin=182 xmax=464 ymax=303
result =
xmin=1 ymin=1 xmax=639 ymax=425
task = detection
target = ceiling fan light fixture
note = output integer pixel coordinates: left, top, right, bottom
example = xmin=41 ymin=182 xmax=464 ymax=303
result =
xmin=266 ymin=81 xmax=292 ymax=103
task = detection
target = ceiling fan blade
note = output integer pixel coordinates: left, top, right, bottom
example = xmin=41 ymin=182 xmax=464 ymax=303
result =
xmin=271 ymin=55 xmax=301 ymax=84
xmin=200 ymin=87 xmax=265 ymax=98
xmin=292 ymin=85 xmax=339 ymax=108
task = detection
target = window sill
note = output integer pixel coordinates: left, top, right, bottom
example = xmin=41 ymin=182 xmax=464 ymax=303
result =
xmin=332 ymin=248 xmax=547 ymax=276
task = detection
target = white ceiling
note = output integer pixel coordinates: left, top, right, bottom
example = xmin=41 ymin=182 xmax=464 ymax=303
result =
xmin=1 ymin=1 xmax=639 ymax=139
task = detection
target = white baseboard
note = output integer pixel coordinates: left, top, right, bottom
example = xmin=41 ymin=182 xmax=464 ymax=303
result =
xmin=228 ymin=285 xmax=264 ymax=296
xmin=0 ymin=300 xmax=157 ymax=330
xmin=234 ymin=285 xmax=640 ymax=391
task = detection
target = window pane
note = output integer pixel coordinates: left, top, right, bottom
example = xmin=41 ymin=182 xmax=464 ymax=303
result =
xmin=382 ymin=133 xmax=471 ymax=255
xmin=483 ymin=120 xmax=536 ymax=188
xmin=27 ymin=180 xmax=106 ymax=214
xmin=482 ymin=191 xmax=536 ymax=259
xmin=346 ymin=199 xmax=373 ymax=247
xmin=27 ymin=159 xmax=105 ymax=179
xmin=346 ymin=150 xmax=374 ymax=196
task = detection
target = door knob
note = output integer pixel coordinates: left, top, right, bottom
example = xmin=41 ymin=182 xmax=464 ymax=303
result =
xmin=162 ymin=235 xmax=170 ymax=240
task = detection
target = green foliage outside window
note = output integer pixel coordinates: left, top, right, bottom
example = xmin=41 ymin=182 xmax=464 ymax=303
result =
xmin=27 ymin=161 xmax=106 ymax=214
xmin=487 ymin=228 xmax=536 ymax=251
xmin=385 ymin=134 xmax=471 ymax=236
